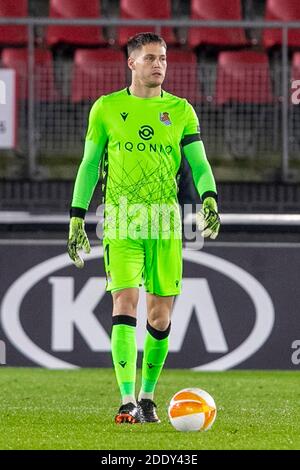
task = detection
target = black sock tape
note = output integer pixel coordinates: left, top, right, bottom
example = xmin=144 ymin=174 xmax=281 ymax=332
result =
xmin=112 ymin=315 xmax=137 ymax=327
xmin=146 ymin=321 xmax=171 ymax=340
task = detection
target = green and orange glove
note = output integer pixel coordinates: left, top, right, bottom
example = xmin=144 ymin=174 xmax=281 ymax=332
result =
xmin=67 ymin=217 xmax=91 ymax=268
xmin=196 ymin=197 xmax=220 ymax=240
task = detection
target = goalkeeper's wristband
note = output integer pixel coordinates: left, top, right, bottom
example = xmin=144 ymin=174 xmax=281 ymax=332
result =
xmin=201 ymin=191 xmax=218 ymax=203
xmin=70 ymin=206 xmax=86 ymax=219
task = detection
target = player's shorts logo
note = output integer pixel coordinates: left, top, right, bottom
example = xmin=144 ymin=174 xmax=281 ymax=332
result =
xmin=160 ymin=112 xmax=171 ymax=126
xmin=139 ymin=125 xmax=154 ymax=140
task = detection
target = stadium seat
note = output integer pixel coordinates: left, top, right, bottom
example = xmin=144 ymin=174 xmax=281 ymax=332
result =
xmin=263 ymin=0 xmax=300 ymax=48
xmin=215 ymin=51 xmax=274 ymax=159
xmin=0 ymin=0 xmax=28 ymax=46
xmin=118 ymin=0 xmax=176 ymax=47
xmin=163 ymin=49 xmax=202 ymax=104
xmin=188 ymin=0 xmax=248 ymax=48
xmin=1 ymin=48 xmax=58 ymax=101
xmin=46 ymin=0 xmax=105 ymax=48
xmin=215 ymin=51 xmax=274 ymax=105
xmin=71 ymin=49 xmax=127 ymax=102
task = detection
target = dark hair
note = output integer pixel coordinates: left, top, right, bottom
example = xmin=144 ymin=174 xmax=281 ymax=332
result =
xmin=127 ymin=32 xmax=167 ymax=57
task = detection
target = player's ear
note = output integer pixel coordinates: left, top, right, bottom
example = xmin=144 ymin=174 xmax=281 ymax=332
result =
xmin=128 ymin=56 xmax=135 ymax=71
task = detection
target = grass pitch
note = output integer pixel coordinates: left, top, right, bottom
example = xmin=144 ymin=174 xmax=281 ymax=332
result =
xmin=0 ymin=368 xmax=299 ymax=450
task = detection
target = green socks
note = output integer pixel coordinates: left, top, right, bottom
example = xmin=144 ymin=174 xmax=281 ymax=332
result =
xmin=111 ymin=315 xmax=137 ymax=405
xmin=138 ymin=322 xmax=170 ymax=401
xmin=111 ymin=316 xmax=171 ymax=404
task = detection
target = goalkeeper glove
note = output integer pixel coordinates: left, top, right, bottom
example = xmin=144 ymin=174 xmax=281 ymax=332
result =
xmin=196 ymin=196 xmax=220 ymax=240
xmin=67 ymin=217 xmax=91 ymax=268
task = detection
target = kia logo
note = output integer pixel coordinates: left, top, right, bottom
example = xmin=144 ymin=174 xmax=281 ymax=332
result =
xmin=0 ymin=248 xmax=274 ymax=369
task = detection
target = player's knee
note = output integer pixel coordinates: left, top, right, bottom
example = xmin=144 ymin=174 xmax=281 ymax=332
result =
xmin=113 ymin=290 xmax=138 ymax=316
xmin=113 ymin=300 xmax=137 ymax=316
xmin=148 ymin=308 xmax=170 ymax=332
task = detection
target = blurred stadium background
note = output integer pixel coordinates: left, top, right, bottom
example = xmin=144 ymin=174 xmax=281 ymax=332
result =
xmin=1 ymin=0 xmax=300 ymax=212
xmin=0 ymin=1 xmax=300 ymax=373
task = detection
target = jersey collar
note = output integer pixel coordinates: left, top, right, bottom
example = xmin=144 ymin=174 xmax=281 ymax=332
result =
xmin=126 ymin=87 xmax=164 ymax=98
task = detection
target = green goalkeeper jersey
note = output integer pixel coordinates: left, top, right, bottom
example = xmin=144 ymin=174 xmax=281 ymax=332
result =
xmin=71 ymin=88 xmax=217 ymax=236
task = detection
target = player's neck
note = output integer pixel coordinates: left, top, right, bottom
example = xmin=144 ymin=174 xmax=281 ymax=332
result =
xmin=129 ymin=83 xmax=161 ymax=99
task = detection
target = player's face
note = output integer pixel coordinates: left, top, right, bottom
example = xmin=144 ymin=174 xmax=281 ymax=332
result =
xmin=129 ymin=43 xmax=167 ymax=88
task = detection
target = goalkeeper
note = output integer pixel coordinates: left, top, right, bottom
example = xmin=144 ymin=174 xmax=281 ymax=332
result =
xmin=68 ymin=32 xmax=220 ymax=424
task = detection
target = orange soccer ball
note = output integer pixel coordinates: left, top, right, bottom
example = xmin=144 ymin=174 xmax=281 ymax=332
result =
xmin=168 ymin=388 xmax=217 ymax=432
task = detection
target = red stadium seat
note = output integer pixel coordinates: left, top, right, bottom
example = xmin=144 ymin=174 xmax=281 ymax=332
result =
xmin=188 ymin=0 xmax=248 ymax=48
xmin=71 ymin=49 xmax=127 ymax=102
xmin=163 ymin=49 xmax=201 ymax=104
xmin=215 ymin=51 xmax=274 ymax=105
xmin=0 ymin=0 xmax=28 ymax=46
xmin=1 ymin=48 xmax=58 ymax=101
xmin=46 ymin=0 xmax=105 ymax=47
xmin=263 ymin=0 xmax=300 ymax=48
xmin=118 ymin=0 xmax=176 ymax=47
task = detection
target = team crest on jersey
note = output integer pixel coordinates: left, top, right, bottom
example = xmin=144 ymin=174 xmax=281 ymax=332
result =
xmin=160 ymin=112 xmax=172 ymax=126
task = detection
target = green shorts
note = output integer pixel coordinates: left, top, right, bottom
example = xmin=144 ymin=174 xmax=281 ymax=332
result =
xmin=103 ymin=236 xmax=182 ymax=296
